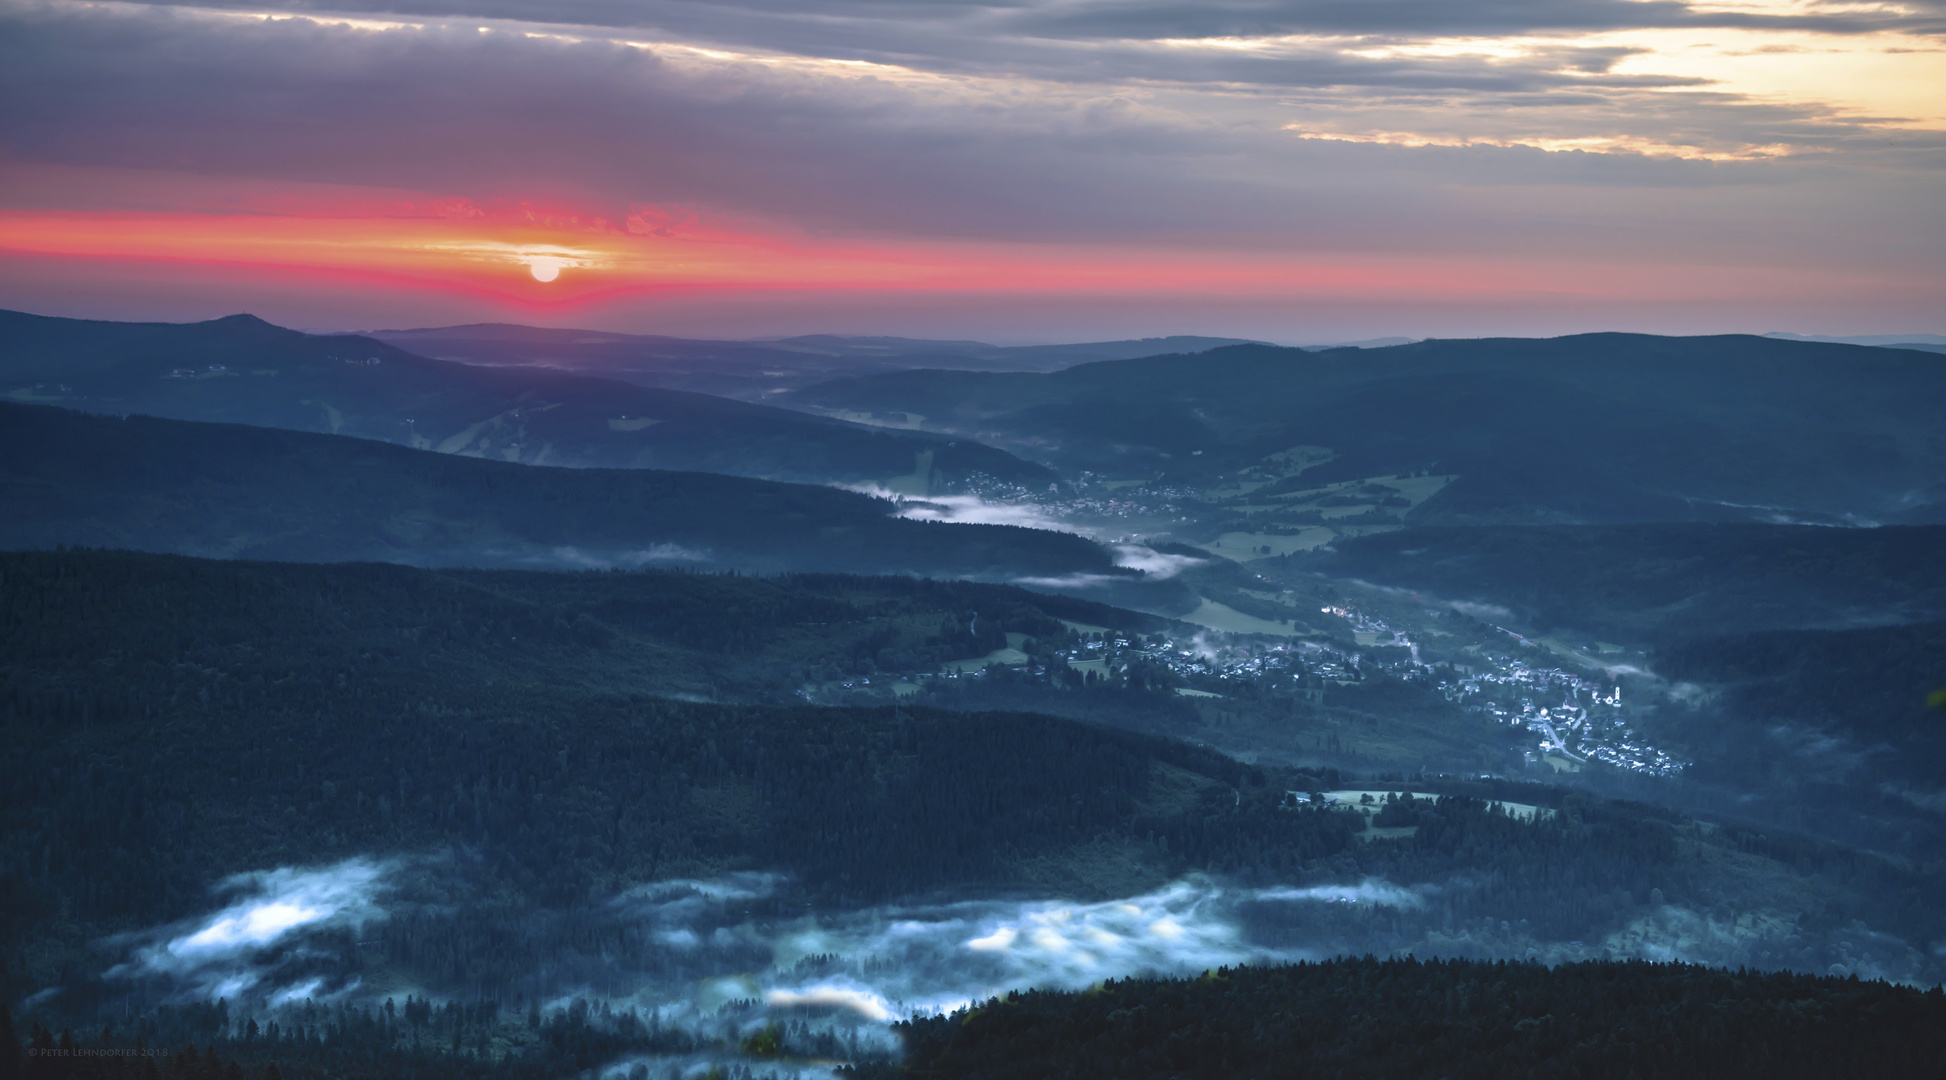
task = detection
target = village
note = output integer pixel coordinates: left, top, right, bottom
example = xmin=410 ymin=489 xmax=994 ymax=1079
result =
xmin=862 ymin=476 xmax=1690 ymax=777
xmin=897 ymin=601 xmax=1691 ymax=779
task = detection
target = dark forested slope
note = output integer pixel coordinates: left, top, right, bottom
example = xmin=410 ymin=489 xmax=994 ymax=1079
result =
xmin=1288 ymin=522 xmax=1946 ymax=642
xmin=8 ymin=549 xmax=1946 ymax=1023
xmin=0 ymin=309 xmax=1053 ymax=491
xmin=0 ymin=402 xmax=1108 ymax=578
xmin=866 ymin=959 xmax=1946 ymax=1080
xmin=790 ymin=334 xmax=1946 ymax=524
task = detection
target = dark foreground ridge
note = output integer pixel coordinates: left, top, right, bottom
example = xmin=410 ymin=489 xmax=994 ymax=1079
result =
xmin=863 ymin=958 xmax=1946 ymax=1080
xmin=9 ymin=958 xmax=1943 ymax=1080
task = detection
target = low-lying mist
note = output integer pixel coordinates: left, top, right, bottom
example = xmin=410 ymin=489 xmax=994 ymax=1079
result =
xmin=80 ymin=850 xmax=1943 ymax=1077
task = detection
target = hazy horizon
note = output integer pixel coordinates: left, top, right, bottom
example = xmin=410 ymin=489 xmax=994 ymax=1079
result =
xmin=4 ymin=303 xmax=1942 ymax=352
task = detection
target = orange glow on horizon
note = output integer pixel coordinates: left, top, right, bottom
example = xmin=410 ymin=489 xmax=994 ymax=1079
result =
xmin=0 ymin=198 xmax=1908 ymax=321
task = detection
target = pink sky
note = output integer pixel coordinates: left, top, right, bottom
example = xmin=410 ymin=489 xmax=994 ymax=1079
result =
xmin=2 ymin=1 xmax=1941 ymax=342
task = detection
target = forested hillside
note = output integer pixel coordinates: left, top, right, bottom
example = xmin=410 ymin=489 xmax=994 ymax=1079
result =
xmin=865 ymin=959 xmax=1946 ymax=1080
xmin=0 ymin=402 xmax=1107 ymax=578
xmin=0 ymin=310 xmax=1054 ymax=491
xmin=789 ymin=334 xmax=1946 ymax=524
xmin=9 ymin=549 xmax=1946 ymax=1050
xmin=1651 ymin=621 xmax=1946 ymax=809
xmin=1289 ymin=523 xmax=1946 ymax=642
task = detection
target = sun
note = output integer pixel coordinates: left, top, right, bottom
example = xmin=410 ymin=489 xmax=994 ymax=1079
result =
xmin=526 ymin=256 xmax=563 ymax=282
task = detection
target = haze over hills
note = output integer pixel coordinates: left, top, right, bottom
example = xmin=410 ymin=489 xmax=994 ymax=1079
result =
xmin=788 ymin=333 xmax=1946 ymax=527
xmin=1766 ymin=331 xmax=1946 ymax=355
xmin=365 ymin=323 xmax=1268 ymax=399
xmin=0 ymin=401 xmax=1115 ymax=581
xmin=0 ymin=309 xmax=1056 ymax=494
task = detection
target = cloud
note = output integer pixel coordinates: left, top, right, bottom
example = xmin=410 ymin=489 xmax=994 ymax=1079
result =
xmin=3 ymin=0 xmax=1942 ymax=336
xmin=5 ymin=1 xmax=1939 ymax=251
xmin=1448 ymin=599 xmax=1515 ymax=620
xmin=1258 ymin=880 xmax=1430 ymax=908
xmin=543 ymin=544 xmax=710 ymax=568
xmin=86 ymin=1 xmax=1946 ymax=60
xmin=1010 ymin=572 xmax=1124 ymax=589
xmin=102 ymin=860 xmax=1439 ymax=1020
xmin=100 ymin=854 xmax=1946 ymax=1058
xmin=1109 ymin=544 xmax=1205 ymax=578
xmin=106 ymin=857 xmax=395 ymax=1002
xmin=600 ymin=873 xmax=1443 ymax=1022
xmin=875 ymin=491 xmax=1077 ymax=532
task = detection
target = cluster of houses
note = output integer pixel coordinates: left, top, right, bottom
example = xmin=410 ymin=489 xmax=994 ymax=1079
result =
xmin=1315 ymin=605 xmax=1688 ymax=777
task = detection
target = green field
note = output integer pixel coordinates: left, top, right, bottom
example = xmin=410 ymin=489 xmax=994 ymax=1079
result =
xmin=1205 ymin=527 xmax=1337 ymax=561
xmin=1180 ymin=598 xmax=1295 ymax=636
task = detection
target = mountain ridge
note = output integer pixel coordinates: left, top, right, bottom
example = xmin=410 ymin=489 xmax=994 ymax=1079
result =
xmin=0 ymin=308 xmax=1056 ymax=493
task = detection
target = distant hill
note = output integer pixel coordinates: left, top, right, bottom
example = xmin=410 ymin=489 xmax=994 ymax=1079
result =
xmin=1765 ymin=331 xmax=1946 ymax=350
xmin=787 ymin=333 xmax=1946 ymax=525
xmin=0 ymin=401 xmax=1116 ymax=579
xmin=1289 ymin=522 xmax=1946 ymax=642
xmin=366 ymin=323 xmax=1265 ymax=398
xmin=0 ymin=309 xmax=1054 ymax=493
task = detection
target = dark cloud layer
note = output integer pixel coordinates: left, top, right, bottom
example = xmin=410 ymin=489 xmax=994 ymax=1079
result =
xmin=0 ymin=0 xmax=1940 ymax=335
xmin=5 ymin=2 xmax=1935 ymax=247
xmin=97 ymin=0 xmax=1946 ymax=53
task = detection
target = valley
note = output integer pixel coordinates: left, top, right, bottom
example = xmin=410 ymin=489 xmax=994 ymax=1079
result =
xmin=6 ymin=315 xmax=1945 ymax=1080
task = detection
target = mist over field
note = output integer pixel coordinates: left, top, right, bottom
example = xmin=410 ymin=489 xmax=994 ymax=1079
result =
xmin=91 ymin=840 xmax=1942 ymax=1069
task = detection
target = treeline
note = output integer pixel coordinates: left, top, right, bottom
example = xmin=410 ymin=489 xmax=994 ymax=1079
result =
xmin=7 ymin=987 xmax=837 ymax=1080
xmin=17 ymin=957 xmax=1946 ymax=1080
xmin=0 ymin=548 xmax=1171 ymax=714
xmin=860 ymin=957 xmax=1946 ymax=1080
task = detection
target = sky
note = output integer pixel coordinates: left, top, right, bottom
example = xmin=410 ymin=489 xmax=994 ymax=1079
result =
xmin=1 ymin=0 xmax=1942 ymax=342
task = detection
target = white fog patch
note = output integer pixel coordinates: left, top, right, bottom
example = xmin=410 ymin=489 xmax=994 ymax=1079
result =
xmin=1338 ymin=579 xmax=1514 ymax=623
xmin=108 ymin=857 xmax=394 ymax=1002
xmin=1009 ymin=572 xmax=1122 ymax=589
xmin=1447 ymin=600 xmax=1515 ymax=621
xmin=1008 ymin=545 xmax=1199 ymax=590
xmin=598 ymin=1052 xmax=850 ymax=1080
xmin=1183 ymin=631 xmax=1224 ymax=661
xmin=1877 ymin=782 xmax=1946 ymax=814
xmin=1259 ymin=881 xmax=1429 ymax=908
xmin=545 ymin=544 xmax=710 ymax=568
xmin=102 ymin=855 xmax=1943 ymax=1068
xmin=765 ymin=986 xmax=897 ymax=1023
xmin=589 ymin=874 xmax=1434 ymax=1027
xmin=863 ymin=488 xmax=1079 ymax=534
xmin=1109 ymin=545 xmax=1204 ymax=578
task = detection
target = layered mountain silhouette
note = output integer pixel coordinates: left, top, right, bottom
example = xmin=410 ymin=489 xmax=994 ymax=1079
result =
xmin=0 ymin=401 xmax=1118 ymax=578
xmin=0 ymin=309 xmax=1054 ymax=493
xmin=367 ymin=322 xmax=1265 ymax=399
xmin=788 ymin=334 xmax=1946 ymax=525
